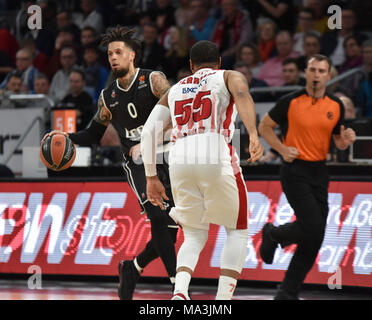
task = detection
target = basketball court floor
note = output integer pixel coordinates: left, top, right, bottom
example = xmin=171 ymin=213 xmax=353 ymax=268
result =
xmin=0 ymin=278 xmax=370 ymax=300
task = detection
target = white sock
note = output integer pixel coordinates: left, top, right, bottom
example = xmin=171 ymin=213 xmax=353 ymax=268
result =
xmin=174 ymin=271 xmax=191 ymax=296
xmin=133 ymin=258 xmax=143 ymax=273
xmin=215 ymin=275 xmax=237 ymax=300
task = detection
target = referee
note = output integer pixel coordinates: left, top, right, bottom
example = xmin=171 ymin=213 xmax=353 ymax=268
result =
xmin=258 ymin=54 xmax=356 ymax=299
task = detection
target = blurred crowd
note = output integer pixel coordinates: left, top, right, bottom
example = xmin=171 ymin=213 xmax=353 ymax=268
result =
xmin=0 ymin=0 xmax=371 ymax=164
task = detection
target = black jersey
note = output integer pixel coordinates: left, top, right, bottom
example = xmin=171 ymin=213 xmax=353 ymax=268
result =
xmin=102 ymin=68 xmax=159 ymax=156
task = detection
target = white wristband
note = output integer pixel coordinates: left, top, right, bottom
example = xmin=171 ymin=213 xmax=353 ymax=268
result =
xmin=141 ymin=104 xmax=171 ymax=177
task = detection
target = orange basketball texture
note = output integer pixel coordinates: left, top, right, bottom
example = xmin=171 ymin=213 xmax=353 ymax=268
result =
xmin=40 ymin=134 xmax=76 ymax=171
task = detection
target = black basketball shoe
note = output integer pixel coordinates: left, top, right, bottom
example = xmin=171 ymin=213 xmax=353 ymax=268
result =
xmin=118 ymin=260 xmax=141 ymax=300
xmin=259 ymin=222 xmax=279 ymax=264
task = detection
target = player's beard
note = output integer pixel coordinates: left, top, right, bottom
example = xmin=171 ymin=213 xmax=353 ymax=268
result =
xmin=112 ymin=67 xmax=129 ymax=78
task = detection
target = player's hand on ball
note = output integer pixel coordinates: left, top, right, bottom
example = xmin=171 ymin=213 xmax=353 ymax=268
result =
xmin=146 ymin=176 xmax=169 ymax=210
xmin=41 ymin=130 xmax=68 ymax=144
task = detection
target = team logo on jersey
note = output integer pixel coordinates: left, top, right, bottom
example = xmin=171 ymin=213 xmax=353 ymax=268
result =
xmin=111 ymin=90 xmax=116 ymax=98
xmin=327 ymin=111 xmax=334 ymax=120
xmin=138 ymin=75 xmax=147 ymax=89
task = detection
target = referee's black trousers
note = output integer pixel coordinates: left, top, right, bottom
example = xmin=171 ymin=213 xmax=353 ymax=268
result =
xmin=271 ymin=159 xmax=329 ymax=295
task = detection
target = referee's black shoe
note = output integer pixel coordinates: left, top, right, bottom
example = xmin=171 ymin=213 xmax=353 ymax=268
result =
xmin=260 ymin=223 xmax=279 ymax=264
xmin=118 ymin=260 xmax=140 ymax=300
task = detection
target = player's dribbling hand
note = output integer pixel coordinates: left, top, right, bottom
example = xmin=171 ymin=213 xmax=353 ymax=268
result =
xmin=146 ymin=176 xmax=169 ymax=211
xmin=280 ymin=146 xmax=299 ymax=163
xmin=41 ymin=130 xmax=68 ymax=144
xmin=248 ymin=134 xmax=264 ymax=163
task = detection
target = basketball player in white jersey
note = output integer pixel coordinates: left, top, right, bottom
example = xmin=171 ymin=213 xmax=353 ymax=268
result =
xmin=141 ymin=40 xmax=264 ymax=300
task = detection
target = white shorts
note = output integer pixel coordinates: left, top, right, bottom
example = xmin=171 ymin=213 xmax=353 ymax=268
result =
xmin=168 ymin=133 xmax=249 ymax=231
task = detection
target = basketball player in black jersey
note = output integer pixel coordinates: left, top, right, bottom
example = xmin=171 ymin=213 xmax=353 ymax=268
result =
xmin=42 ymin=26 xmax=178 ymax=300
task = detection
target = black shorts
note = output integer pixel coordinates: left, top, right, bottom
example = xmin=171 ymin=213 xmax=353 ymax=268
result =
xmin=122 ymin=154 xmax=176 ymax=224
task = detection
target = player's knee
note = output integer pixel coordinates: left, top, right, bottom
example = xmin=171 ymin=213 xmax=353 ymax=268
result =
xmin=220 ymin=228 xmax=249 ymax=273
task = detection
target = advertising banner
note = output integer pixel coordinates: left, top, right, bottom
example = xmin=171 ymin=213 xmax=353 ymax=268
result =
xmin=0 ymin=181 xmax=371 ymax=287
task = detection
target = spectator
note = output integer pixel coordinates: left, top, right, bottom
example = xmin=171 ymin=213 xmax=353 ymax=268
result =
xmin=255 ymin=0 xmax=296 ymax=33
xmin=30 ymin=74 xmax=53 ymax=124
xmin=73 ymin=0 xmax=104 ymax=34
xmin=148 ymin=0 xmax=176 ymax=46
xmin=304 ymin=0 xmax=328 ymax=34
xmin=258 ymin=30 xmax=300 ymax=86
xmin=82 ymin=44 xmax=109 ymax=103
xmin=0 ymin=72 xmax=23 ymax=109
xmin=321 ymin=7 xmax=368 ymax=68
xmin=273 ymin=57 xmax=306 ymax=99
xmin=355 ymin=41 xmax=372 ymax=117
xmin=1 ymin=48 xmax=40 ymax=93
xmin=328 ymin=93 xmax=356 ymax=163
xmin=0 ymin=50 xmax=14 ymax=83
xmin=0 ymin=17 xmax=19 ymax=65
xmin=4 ymin=73 xmax=22 ymax=94
xmin=282 ymin=57 xmax=306 ymax=86
xmin=293 ymin=7 xmax=320 ymax=55
xmin=338 ymin=35 xmax=363 ymax=74
xmin=21 ymin=37 xmax=50 ymax=75
xmin=164 ymin=26 xmax=189 ymax=83
xmin=80 ymin=25 xmax=98 ymax=47
xmin=296 ymin=32 xmax=321 ymax=72
xmin=236 ymin=42 xmax=262 ymax=78
xmin=56 ymin=9 xmax=81 ymax=43
xmin=188 ymin=0 xmax=216 ymax=45
xmin=340 ymin=38 xmax=372 ymax=101
xmin=45 ymin=26 xmax=81 ymax=81
xmin=60 ymin=68 xmax=95 ymax=131
xmin=139 ymin=22 xmax=167 ymax=72
xmin=256 ymin=19 xmax=277 ymax=63
xmin=49 ymin=46 xmax=78 ymax=104
xmin=212 ymin=0 xmax=254 ymax=68
xmin=234 ymin=61 xmax=271 ymax=102
xmin=175 ymin=0 xmax=193 ymax=29
xmin=34 ymin=73 xmax=50 ymax=95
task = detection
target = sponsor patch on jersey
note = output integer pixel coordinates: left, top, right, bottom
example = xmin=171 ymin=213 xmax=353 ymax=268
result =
xmin=110 ymin=101 xmax=119 ymax=108
xmin=138 ymin=75 xmax=147 ymax=89
xmin=111 ymin=90 xmax=116 ymax=98
xmin=182 ymin=87 xmax=197 ymax=94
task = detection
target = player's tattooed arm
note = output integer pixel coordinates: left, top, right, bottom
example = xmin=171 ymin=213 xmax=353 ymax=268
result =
xmin=150 ymin=71 xmax=171 ymax=99
xmin=93 ymin=95 xmax=112 ymax=126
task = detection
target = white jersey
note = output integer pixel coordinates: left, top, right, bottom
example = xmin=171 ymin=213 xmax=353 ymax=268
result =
xmin=167 ymin=68 xmax=237 ymax=144
xmin=167 ymin=68 xmax=249 ymax=230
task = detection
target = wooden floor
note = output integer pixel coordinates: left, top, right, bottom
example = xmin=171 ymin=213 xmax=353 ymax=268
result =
xmin=0 ymin=279 xmax=370 ymax=300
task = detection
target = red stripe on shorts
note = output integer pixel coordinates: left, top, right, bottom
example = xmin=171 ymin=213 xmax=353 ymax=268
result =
xmin=228 ymin=144 xmax=248 ymax=229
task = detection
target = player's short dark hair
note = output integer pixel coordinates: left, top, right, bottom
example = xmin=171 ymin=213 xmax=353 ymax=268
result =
xmin=190 ymin=40 xmax=220 ymax=67
xmin=306 ymin=54 xmax=332 ymax=71
xmin=100 ymin=25 xmax=142 ymax=67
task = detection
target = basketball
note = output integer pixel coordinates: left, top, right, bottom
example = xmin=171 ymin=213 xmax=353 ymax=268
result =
xmin=40 ymin=133 xmax=76 ymax=171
